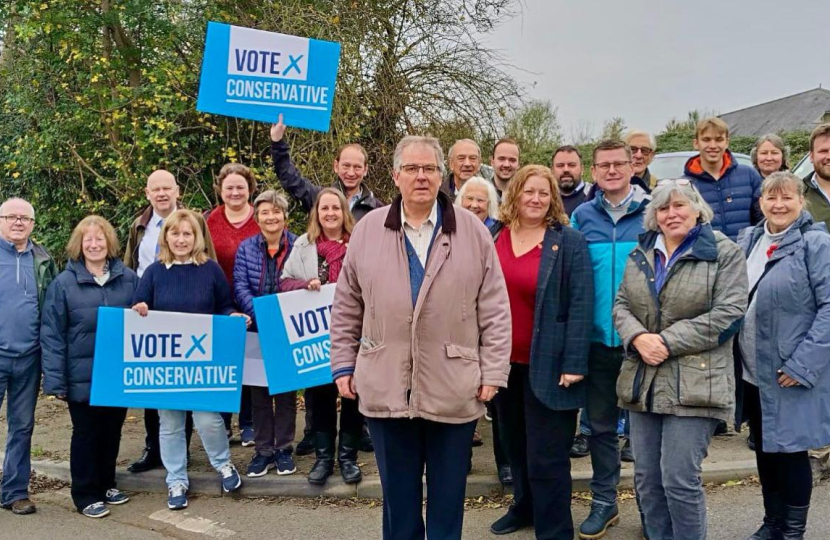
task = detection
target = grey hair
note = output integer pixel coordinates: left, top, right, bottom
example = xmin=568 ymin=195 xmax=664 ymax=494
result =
xmin=643 ymin=181 xmax=714 ymax=231
xmin=448 ymin=138 xmax=481 ymax=161
xmin=393 ymin=135 xmax=446 ymax=176
xmin=623 ymin=130 xmax=656 ymax=150
xmin=750 ymin=133 xmax=790 ymax=173
xmin=761 ymin=171 xmax=805 ymax=197
xmin=454 ymin=176 xmax=499 ymax=219
xmin=0 ymin=197 xmax=35 ymax=219
xmin=253 ymin=190 xmax=290 ymax=220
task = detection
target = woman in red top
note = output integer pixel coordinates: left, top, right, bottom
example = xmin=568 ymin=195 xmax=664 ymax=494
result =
xmin=489 ymin=165 xmax=594 ymax=540
xmin=206 ymin=163 xmax=261 ymax=445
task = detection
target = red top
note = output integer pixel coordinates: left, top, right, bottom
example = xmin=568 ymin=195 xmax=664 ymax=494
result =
xmin=495 ymin=228 xmax=542 ymax=365
xmin=205 ymin=205 xmax=261 ymax=286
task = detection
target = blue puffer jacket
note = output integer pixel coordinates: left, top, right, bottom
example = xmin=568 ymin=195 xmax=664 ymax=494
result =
xmin=683 ymin=150 xmax=763 ymax=240
xmin=233 ymin=230 xmax=297 ymax=329
xmin=736 ymin=212 xmax=830 ymax=452
xmin=40 ymin=258 xmax=139 ymax=402
xmin=571 ymin=185 xmax=649 ymax=347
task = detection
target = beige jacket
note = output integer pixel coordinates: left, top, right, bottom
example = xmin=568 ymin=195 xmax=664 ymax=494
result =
xmin=330 ymin=193 xmax=511 ymax=424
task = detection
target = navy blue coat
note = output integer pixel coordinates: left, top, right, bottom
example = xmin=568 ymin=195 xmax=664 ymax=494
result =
xmin=233 ymin=230 xmax=297 ymax=329
xmin=683 ymin=150 xmax=763 ymax=240
xmin=736 ymin=212 xmax=830 ymax=452
xmin=491 ymin=222 xmax=594 ymax=410
xmin=41 ymin=258 xmax=139 ymax=402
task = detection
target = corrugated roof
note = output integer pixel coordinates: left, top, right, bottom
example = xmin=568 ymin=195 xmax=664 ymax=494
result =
xmin=718 ymin=87 xmax=830 ymax=137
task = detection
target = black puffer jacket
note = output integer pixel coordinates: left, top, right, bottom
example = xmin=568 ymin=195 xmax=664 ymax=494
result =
xmin=41 ymin=258 xmax=139 ymax=402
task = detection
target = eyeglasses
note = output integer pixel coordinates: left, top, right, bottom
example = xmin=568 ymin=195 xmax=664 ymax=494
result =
xmin=656 ymin=178 xmax=692 ymax=187
xmin=594 ymin=161 xmax=630 ymax=171
xmin=400 ymin=164 xmax=440 ymax=175
xmin=0 ymin=215 xmax=35 ymax=225
xmin=630 ymin=146 xmax=654 ymax=156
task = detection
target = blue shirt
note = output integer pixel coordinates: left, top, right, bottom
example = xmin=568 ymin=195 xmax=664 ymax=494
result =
xmin=0 ymin=238 xmax=41 ymax=357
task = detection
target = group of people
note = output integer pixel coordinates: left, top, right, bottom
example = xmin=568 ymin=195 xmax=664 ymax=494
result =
xmin=0 ymin=118 xmax=829 ymax=540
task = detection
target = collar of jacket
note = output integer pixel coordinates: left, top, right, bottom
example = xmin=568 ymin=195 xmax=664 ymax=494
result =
xmin=67 ymin=257 xmax=125 ymax=284
xmin=333 ymin=178 xmax=370 ymax=203
xmin=740 ymin=211 xmax=818 ymax=261
xmin=590 ymin=184 xmax=651 ymax=216
xmin=137 ymin=202 xmax=185 ymax=230
xmin=636 ymin=222 xmax=718 ymax=263
xmin=384 ymin=191 xmax=457 ymax=233
xmin=256 ymin=229 xmax=295 ymax=251
xmin=684 ymin=149 xmax=737 ymax=181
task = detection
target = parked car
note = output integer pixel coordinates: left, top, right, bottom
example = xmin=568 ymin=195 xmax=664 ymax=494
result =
xmin=649 ymin=151 xmax=753 ymax=181
xmin=792 ymin=153 xmax=815 ymax=179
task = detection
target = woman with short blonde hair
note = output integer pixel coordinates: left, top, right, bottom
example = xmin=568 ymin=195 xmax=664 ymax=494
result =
xmin=157 ymin=210 xmax=209 ymax=266
xmin=41 ymin=215 xmax=139 ymax=518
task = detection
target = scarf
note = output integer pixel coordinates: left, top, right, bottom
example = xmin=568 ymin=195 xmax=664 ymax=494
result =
xmin=316 ymin=235 xmax=349 ymax=284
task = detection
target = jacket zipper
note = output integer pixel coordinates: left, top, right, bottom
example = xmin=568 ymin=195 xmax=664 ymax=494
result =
xmin=611 ymin=224 xmax=617 ymax=346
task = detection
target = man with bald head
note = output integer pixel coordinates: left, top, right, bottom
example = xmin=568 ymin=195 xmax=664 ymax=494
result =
xmin=0 ymin=197 xmax=57 ymax=515
xmin=123 ymin=170 xmax=216 ymax=473
xmin=441 ymin=139 xmax=484 ymax=196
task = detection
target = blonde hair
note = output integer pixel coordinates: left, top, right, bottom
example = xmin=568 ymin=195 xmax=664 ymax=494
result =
xmin=157 ymin=210 xmax=209 ymax=265
xmin=499 ymin=165 xmax=569 ymax=229
xmin=66 ymin=215 xmax=120 ymax=261
xmin=695 ymin=117 xmax=730 ymax=139
xmin=307 ymin=188 xmax=355 ymax=243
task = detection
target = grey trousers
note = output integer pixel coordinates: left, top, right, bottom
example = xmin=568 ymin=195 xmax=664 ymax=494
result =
xmin=250 ymin=387 xmax=297 ymax=456
xmin=629 ymin=411 xmax=718 ymax=540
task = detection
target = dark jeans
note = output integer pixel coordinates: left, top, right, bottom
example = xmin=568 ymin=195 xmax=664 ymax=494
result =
xmin=145 ymin=408 xmax=193 ymax=456
xmin=585 ymin=343 xmax=624 ymax=506
xmin=0 ymin=352 xmax=40 ymax=506
xmin=744 ymin=382 xmax=812 ymax=507
xmin=495 ymin=363 xmax=578 ymax=540
xmin=221 ymin=384 xmax=254 ymax=432
xmin=487 ymin=401 xmax=509 ymax=469
xmin=251 ymin=386 xmax=297 ymax=456
xmin=67 ymin=402 xmax=127 ymax=510
xmin=306 ymin=383 xmax=362 ymax=435
xmin=368 ymin=417 xmax=476 ymax=540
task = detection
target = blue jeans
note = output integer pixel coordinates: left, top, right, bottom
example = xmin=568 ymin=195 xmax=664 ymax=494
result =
xmin=629 ymin=412 xmax=718 ymax=540
xmin=0 ymin=353 xmax=40 ymax=506
xmin=585 ymin=343 xmax=624 ymax=506
xmin=159 ymin=410 xmax=231 ymax=489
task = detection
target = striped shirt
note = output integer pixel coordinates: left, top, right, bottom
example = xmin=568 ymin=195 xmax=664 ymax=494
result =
xmin=401 ymin=201 xmax=439 ymax=267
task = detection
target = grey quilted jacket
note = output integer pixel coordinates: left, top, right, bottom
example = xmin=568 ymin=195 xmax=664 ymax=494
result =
xmin=613 ymin=224 xmax=748 ymax=421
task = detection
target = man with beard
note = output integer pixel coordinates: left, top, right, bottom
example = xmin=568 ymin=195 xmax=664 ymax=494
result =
xmin=490 ymin=138 xmax=521 ymax=198
xmin=801 ymin=123 xmax=830 ymax=487
xmin=552 ymin=145 xmax=588 ymax=217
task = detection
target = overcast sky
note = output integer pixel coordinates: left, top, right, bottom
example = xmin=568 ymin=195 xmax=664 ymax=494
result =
xmin=486 ymin=0 xmax=829 ymax=141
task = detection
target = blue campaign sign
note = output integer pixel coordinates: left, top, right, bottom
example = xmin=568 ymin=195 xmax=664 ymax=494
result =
xmin=253 ymin=284 xmax=335 ymax=395
xmin=196 ymin=22 xmax=341 ymax=132
xmin=90 ymin=308 xmax=247 ymax=413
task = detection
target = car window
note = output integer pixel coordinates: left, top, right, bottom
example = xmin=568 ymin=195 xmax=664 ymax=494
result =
xmin=649 ymin=156 xmax=690 ymax=180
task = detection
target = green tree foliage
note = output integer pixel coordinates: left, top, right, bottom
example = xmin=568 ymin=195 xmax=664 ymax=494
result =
xmin=0 ymin=0 xmax=522 ymax=255
xmin=600 ymin=116 xmax=626 ymax=141
xmin=503 ymin=99 xmax=562 ymax=166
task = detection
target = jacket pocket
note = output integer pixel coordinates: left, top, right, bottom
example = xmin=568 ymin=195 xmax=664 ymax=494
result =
xmin=778 ymin=339 xmax=799 ymax=361
xmin=445 ymin=343 xmax=480 ymax=362
xmin=616 ymin=355 xmax=643 ymax=405
xmin=676 ymin=354 xmax=730 ymax=408
xmin=353 ymin=343 xmax=405 ymax=413
xmin=420 ymin=344 xmax=482 ymax=419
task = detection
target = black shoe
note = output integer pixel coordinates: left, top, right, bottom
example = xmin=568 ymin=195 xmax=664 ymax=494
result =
xmin=359 ymin=423 xmax=374 ymax=453
xmin=337 ymin=431 xmax=363 ymax=484
xmin=498 ymin=465 xmax=513 ymax=486
xmin=620 ymin=437 xmax=634 ymax=463
xmin=127 ymin=448 xmax=162 ymax=473
xmin=748 ymin=432 xmax=757 ymax=452
xmin=490 ymin=510 xmax=533 ymax=535
xmin=781 ymin=504 xmax=809 ymax=540
xmin=579 ymin=502 xmax=619 ymax=539
xmin=308 ymin=432 xmax=335 ymax=486
xmin=748 ymin=491 xmax=785 ymax=540
xmin=714 ymin=420 xmax=728 ymax=436
xmin=296 ymin=430 xmax=315 ymax=457
xmin=570 ymin=433 xmax=590 ymax=458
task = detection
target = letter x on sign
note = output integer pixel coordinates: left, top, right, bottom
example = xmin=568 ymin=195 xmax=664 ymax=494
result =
xmin=283 ymin=55 xmax=303 ymax=76
xmin=185 ymin=334 xmax=208 ymax=359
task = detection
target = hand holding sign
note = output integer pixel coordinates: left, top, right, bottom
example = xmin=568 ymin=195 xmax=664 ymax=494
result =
xmin=231 ymin=312 xmax=253 ymax=328
xmin=271 ymin=113 xmax=287 ymax=142
xmin=307 ymin=278 xmax=322 ymax=291
xmin=132 ymin=302 xmax=149 ymax=317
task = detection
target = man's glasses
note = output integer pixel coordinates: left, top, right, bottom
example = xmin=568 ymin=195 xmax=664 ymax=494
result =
xmin=630 ymin=146 xmax=654 ymax=157
xmin=0 ymin=215 xmax=34 ymax=225
xmin=594 ymin=161 xmax=630 ymax=171
xmin=400 ymin=164 xmax=440 ymax=175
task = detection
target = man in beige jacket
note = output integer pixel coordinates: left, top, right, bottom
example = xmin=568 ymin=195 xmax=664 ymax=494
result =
xmin=330 ymin=135 xmax=512 ymax=540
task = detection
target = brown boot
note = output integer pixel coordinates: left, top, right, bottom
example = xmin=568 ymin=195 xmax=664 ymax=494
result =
xmin=9 ymin=499 xmax=36 ymax=515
